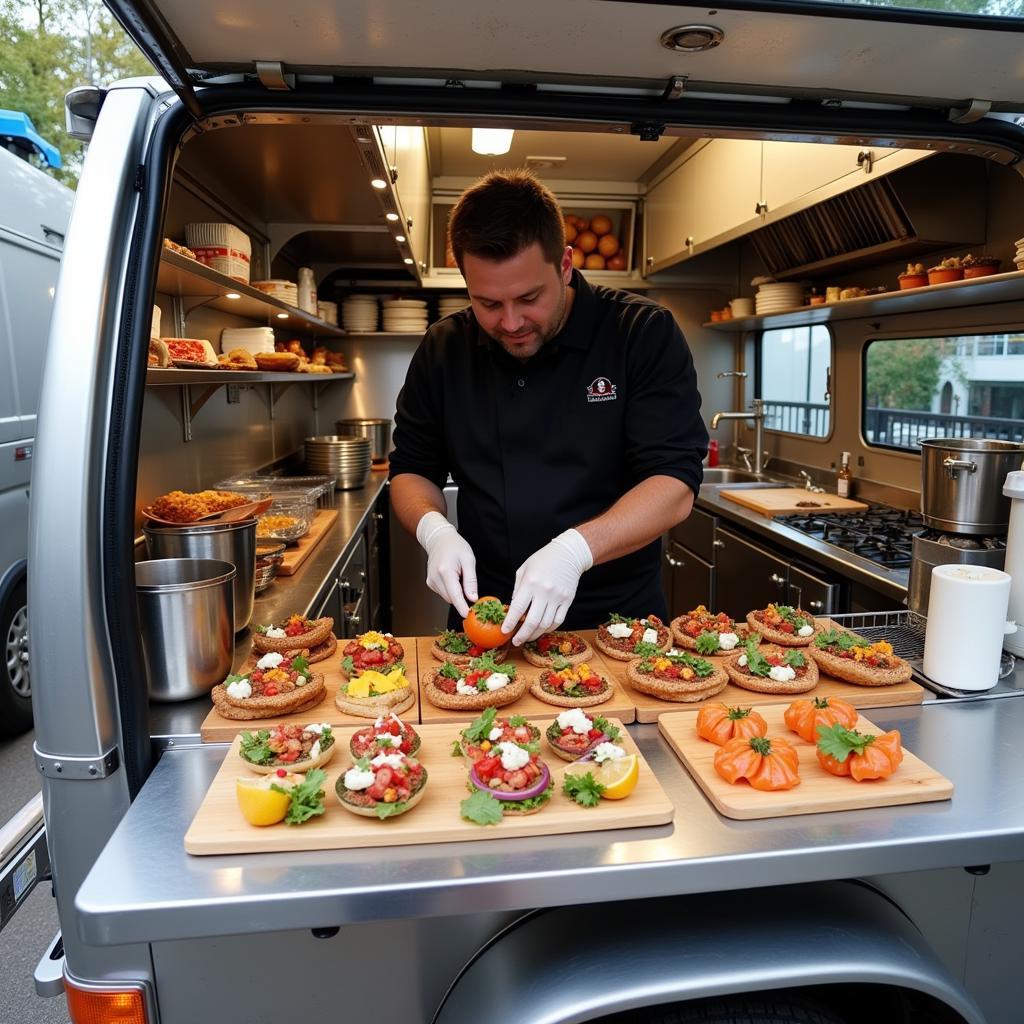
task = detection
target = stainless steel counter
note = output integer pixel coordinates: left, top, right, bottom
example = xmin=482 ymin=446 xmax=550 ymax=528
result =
xmin=75 ymin=699 xmax=1024 ymax=947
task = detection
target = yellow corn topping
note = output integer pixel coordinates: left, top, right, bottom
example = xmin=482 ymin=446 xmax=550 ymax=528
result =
xmin=264 ymin=668 xmax=289 ymax=683
xmin=357 ymin=631 xmax=389 ymax=650
xmin=689 ymin=605 xmax=708 ymax=617
xmin=652 ymin=657 xmax=672 ymax=671
xmin=554 ymin=663 xmax=595 ymax=683
xmin=852 ymin=640 xmax=894 ymax=662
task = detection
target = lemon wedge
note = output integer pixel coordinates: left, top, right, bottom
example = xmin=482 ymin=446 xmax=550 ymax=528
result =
xmin=565 ymin=754 xmax=639 ymax=800
xmin=236 ymin=776 xmax=293 ymax=826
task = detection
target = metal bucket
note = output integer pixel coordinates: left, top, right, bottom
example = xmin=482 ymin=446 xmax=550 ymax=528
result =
xmin=336 ymin=418 xmax=392 ymax=462
xmin=143 ymin=518 xmax=256 ymax=631
xmin=135 ymin=559 xmax=235 ymax=702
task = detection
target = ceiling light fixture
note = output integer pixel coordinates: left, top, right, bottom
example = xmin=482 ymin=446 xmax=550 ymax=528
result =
xmin=370 ymin=177 xmax=388 ymax=189
xmin=395 ymin=234 xmax=407 ymax=243
xmin=225 ymin=292 xmax=241 ymax=299
xmin=471 ymin=128 xmax=515 ymax=156
xmin=385 ymin=212 xmax=400 ymax=221
xmin=276 ymin=312 xmax=288 ymax=319
xmin=403 ymin=257 xmax=414 ymax=265
xmin=660 ymin=24 xmax=724 ymax=52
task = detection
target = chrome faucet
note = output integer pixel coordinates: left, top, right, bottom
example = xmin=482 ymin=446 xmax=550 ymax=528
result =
xmin=710 ymin=399 xmax=767 ymax=475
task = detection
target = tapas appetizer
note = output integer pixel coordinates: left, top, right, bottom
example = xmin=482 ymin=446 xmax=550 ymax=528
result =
xmin=463 ymin=596 xmax=509 ymax=650
xmin=461 ymin=742 xmax=553 ymax=821
xmin=431 ymin=629 xmax=508 ymax=667
xmin=562 ymin=744 xmax=639 ymax=804
xmin=340 ymin=631 xmax=405 ymax=678
xmin=530 ymin=659 xmax=612 ymax=708
xmin=594 ymin=613 xmax=672 ymax=661
xmin=235 ymin=768 xmax=327 ymax=827
xmin=522 ymin=631 xmax=593 ymax=668
xmin=670 ymin=606 xmax=743 ymax=655
xmin=714 ymin=736 xmax=801 ymax=791
xmin=164 ymin=337 xmax=218 ymax=369
xmin=335 ymin=752 xmax=428 ymax=819
xmin=784 ymin=695 xmax=858 ymax=743
xmin=145 ymin=488 xmax=250 ymax=524
xmin=544 ymin=708 xmax=621 ymax=761
xmin=457 ymin=707 xmax=540 ymax=762
xmin=816 ymin=723 xmax=903 ymax=781
xmin=695 ymin=703 xmax=768 ymax=747
xmin=809 ymin=629 xmax=913 ymax=686
xmin=725 ymin=638 xmax=818 ymax=694
xmin=422 ymin=652 xmax=526 ymax=711
xmin=349 ymin=714 xmax=421 ymax=758
xmin=746 ymin=604 xmax=819 ymax=646
xmin=335 ymin=665 xmax=414 ymax=718
xmin=238 ymin=723 xmax=335 ymax=773
xmin=211 ymin=653 xmax=326 ymax=720
xmin=252 ymin=615 xmax=334 ymax=654
xmin=626 ymin=650 xmax=728 ymax=702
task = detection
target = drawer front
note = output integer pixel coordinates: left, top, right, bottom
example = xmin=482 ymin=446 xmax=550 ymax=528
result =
xmin=670 ymin=505 xmax=717 ymax=562
xmin=788 ymin=562 xmax=845 ymax=616
xmin=663 ymin=541 xmax=714 ymax=618
xmin=713 ymin=527 xmax=789 ymax=619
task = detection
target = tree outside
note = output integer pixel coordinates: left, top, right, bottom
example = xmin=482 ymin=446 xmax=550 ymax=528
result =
xmin=0 ymin=0 xmax=152 ymax=187
xmin=865 ymin=337 xmax=968 ymax=411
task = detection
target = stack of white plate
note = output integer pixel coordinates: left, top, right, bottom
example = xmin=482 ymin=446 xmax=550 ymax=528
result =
xmin=342 ymin=295 xmax=379 ymax=332
xmin=304 ymin=435 xmax=373 ymax=491
xmin=317 ymin=300 xmax=338 ymax=326
xmin=755 ymin=282 xmax=806 ymax=315
xmin=438 ymin=294 xmax=470 ymax=320
xmin=184 ymin=222 xmax=252 ymax=282
xmin=382 ymin=298 xmax=428 ymax=333
xmin=1015 ymin=238 xmax=1024 ymax=271
xmin=252 ymin=280 xmax=298 ymax=306
xmin=220 ymin=327 xmax=275 ymax=355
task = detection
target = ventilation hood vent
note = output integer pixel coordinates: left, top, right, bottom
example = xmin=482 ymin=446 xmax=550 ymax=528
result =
xmin=750 ymin=155 xmax=986 ymax=280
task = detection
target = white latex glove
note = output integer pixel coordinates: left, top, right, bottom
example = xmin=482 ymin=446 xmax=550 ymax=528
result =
xmin=416 ymin=511 xmax=478 ymax=618
xmin=502 ymin=529 xmax=594 ymax=646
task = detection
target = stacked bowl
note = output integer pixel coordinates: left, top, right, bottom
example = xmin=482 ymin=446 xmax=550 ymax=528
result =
xmin=1015 ymin=238 xmax=1024 ymax=271
xmin=382 ymin=297 xmax=428 ymax=333
xmin=304 ymin=435 xmax=372 ymax=490
xmin=755 ymin=282 xmax=805 ymax=315
xmin=438 ymin=294 xmax=470 ymax=321
xmin=342 ymin=295 xmax=379 ymax=332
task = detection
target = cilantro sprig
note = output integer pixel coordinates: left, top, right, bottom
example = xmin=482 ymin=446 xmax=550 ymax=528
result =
xmin=634 ymin=641 xmax=662 ymax=657
xmin=563 ymin=772 xmax=605 ymax=807
xmin=438 ymin=630 xmax=472 ymax=654
xmin=742 ymin=639 xmax=772 ymax=677
xmin=814 ymin=628 xmax=869 ymax=652
xmin=695 ymin=631 xmax=722 ymax=655
xmin=591 ymin=716 xmax=621 ymax=742
xmin=239 ymin=729 xmax=274 ymax=765
xmin=460 ymin=789 xmax=504 ymax=825
xmin=470 ymin=598 xmax=506 ymax=625
xmin=470 ymin=651 xmax=515 ymax=678
xmin=272 ymin=768 xmax=327 ymax=825
xmin=816 ymin=723 xmax=876 ymax=763
xmin=462 ymin=706 xmax=498 ymax=743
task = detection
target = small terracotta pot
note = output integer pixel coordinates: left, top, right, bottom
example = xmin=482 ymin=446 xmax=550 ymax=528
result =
xmin=898 ymin=274 xmax=928 ymax=290
xmin=963 ymin=264 xmax=1001 ymax=279
xmin=927 ymin=267 xmax=965 ymax=285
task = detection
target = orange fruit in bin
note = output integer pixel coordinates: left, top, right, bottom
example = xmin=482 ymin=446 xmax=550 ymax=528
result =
xmin=590 ymin=214 xmax=613 ymax=236
xmin=598 ymin=234 xmax=620 ymax=258
xmin=565 ymin=223 xmax=578 ymax=244
xmin=571 ymin=247 xmax=586 ymax=269
xmin=584 ymin=253 xmax=606 ymax=270
xmin=607 ymin=253 xmax=627 ymax=271
xmin=577 ymin=231 xmax=598 ymax=254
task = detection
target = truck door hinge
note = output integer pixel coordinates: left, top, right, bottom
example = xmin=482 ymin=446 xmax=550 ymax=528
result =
xmin=256 ymin=61 xmax=294 ymax=91
xmin=631 ymin=122 xmax=666 ymax=142
xmin=663 ymin=76 xmax=688 ymax=101
xmin=34 ymin=744 xmax=120 ymax=781
xmin=949 ymin=98 xmax=991 ymax=124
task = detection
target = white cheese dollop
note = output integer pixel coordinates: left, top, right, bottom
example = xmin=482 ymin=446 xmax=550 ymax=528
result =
xmin=304 ymin=723 xmax=328 ymax=735
xmin=718 ymin=632 xmax=739 ymax=651
xmin=593 ymin=742 xmax=626 ymax=764
xmin=343 ymin=766 xmax=375 ymax=791
xmin=738 ymin=654 xmax=748 ymax=668
xmin=484 ymin=672 xmax=510 ymax=692
xmin=309 ymin=740 xmax=322 ymax=760
xmin=376 ymin=733 xmax=399 ymax=748
xmin=256 ymin=651 xmax=284 ymax=670
xmin=371 ymin=752 xmax=405 ymax=769
xmin=496 ymin=742 xmax=530 ymax=771
xmin=294 ymin=674 xmax=307 ymax=687
xmin=264 ymin=626 xmax=286 ymax=638
xmin=769 ymin=665 xmax=797 ymax=682
xmin=226 ymin=679 xmax=251 ymax=699
xmin=557 ymin=708 xmax=593 ymax=735
xmin=606 ymin=622 xmax=633 ymax=639
xmin=641 ymin=627 xmax=659 ymax=646
xmin=798 ymin=624 xmax=815 ymax=637
xmin=488 ymin=726 xmax=504 ymax=742
xmin=456 ymin=680 xmax=479 ymax=696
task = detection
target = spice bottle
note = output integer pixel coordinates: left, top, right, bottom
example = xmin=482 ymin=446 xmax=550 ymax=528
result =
xmin=837 ymin=451 xmax=854 ymax=498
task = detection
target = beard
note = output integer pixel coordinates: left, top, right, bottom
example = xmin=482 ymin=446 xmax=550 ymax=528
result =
xmin=485 ymin=282 xmax=569 ymax=362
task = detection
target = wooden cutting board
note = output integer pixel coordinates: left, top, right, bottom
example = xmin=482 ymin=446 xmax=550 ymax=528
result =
xmin=276 ymin=509 xmax=338 ymax=576
xmin=416 ymin=630 xmax=636 ymax=725
xmin=199 ymin=636 xmax=420 ymax=741
xmin=720 ymin=488 xmax=868 ymax=516
xmin=658 ymin=704 xmax=952 ymax=820
xmin=184 ymin=718 xmax=672 ymax=855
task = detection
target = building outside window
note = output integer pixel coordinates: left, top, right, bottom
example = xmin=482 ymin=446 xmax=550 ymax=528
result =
xmin=758 ymin=325 xmax=831 ymax=438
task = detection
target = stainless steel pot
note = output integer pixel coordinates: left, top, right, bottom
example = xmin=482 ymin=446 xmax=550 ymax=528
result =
xmin=908 ymin=531 xmax=1007 ymax=616
xmin=919 ymin=438 xmax=1024 ymax=535
xmin=135 ymin=559 xmax=235 ymax=702
xmin=336 ymin=418 xmax=391 ymax=462
xmin=143 ymin=517 xmax=256 ymax=631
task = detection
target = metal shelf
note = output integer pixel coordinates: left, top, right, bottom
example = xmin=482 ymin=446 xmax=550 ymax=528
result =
xmin=704 ymin=269 xmax=1024 ymax=332
xmin=146 ymin=368 xmax=353 ymax=385
xmin=156 ymin=250 xmax=346 ymax=337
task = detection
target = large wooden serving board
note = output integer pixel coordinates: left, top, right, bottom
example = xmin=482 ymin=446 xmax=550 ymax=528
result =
xmin=416 ymin=630 xmax=636 ymax=725
xmin=199 ymin=636 xmax=420 ymax=741
xmin=658 ymin=704 xmax=952 ymax=820
xmin=720 ymin=487 xmax=867 ymax=516
xmin=184 ymin=719 xmax=672 ymax=854
xmin=277 ymin=509 xmax=338 ymax=576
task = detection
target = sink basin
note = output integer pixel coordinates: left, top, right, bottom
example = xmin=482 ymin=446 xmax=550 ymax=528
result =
xmin=702 ymin=467 xmax=765 ymax=484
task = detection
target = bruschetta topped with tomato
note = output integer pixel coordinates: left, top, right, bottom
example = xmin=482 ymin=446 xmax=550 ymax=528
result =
xmin=626 ymin=650 xmax=728 ymax=703
xmin=239 ymin=723 xmax=335 ymax=773
xmin=522 ymin=630 xmax=593 ymax=668
xmin=340 ymin=631 xmax=405 ymax=679
xmin=544 ymin=708 xmax=621 ymax=761
xmin=594 ymin=613 xmax=671 ymax=661
xmin=423 ymin=653 xmax=527 ymax=711
xmin=335 ymin=752 xmax=428 ymax=819
xmin=746 ymin=604 xmax=819 ymax=646
xmin=211 ymin=653 xmax=326 ymax=720
xmin=670 ymin=606 xmax=743 ymax=655
xmin=462 ymin=743 xmax=553 ymax=819
xmin=725 ymin=638 xmax=819 ymax=694
xmin=530 ymin=659 xmax=612 ymax=708
xmin=431 ymin=629 xmax=508 ymax=667
xmin=252 ymin=615 xmax=334 ymax=654
xmin=349 ymin=713 xmax=421 ymax=759
xmin=809 ymin=629 xmax=912 ymax=687
xmin=457 ymin=707 xmax=541 ymax=762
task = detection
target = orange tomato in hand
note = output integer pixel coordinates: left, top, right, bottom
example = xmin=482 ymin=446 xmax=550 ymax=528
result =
xmin=463 ymin=597 xmax=508 ymax=650
xmin=714 ymin=735 xmax=801 ymax=791
xmin=696 ymin=703 xmax=768 ymax=747
xmin=784 ymin=696 xmax=858 ymax=743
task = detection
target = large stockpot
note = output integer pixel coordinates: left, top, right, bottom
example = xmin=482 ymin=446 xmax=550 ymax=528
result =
xmin=919 ymin=438 xmax=1024 ymax=535
xmin=907 ymin=531 xmax=1006 ymax=616
xmin=135 ymin=559 xmax=235 ymax=702
xmin=143 ymin=517 xmax=256 ymax=631
xmin=336 ymin=417 xmax=391 ymax=463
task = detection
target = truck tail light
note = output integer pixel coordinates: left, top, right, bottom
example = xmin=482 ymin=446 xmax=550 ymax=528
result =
xmin=65 ymin=979 xmax=148 ymax=1023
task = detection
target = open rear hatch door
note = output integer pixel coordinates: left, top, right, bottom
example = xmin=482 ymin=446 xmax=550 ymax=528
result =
xmin=107 ymin=0 xmax=1024 ymax=120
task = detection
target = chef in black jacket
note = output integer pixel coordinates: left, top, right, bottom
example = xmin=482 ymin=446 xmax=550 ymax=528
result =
xmin=389 ymin=169 xmax=708 ymax=645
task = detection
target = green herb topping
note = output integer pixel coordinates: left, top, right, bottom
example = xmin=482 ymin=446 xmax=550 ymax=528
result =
xmin=563 ymin=772 xmax=605 ymax=807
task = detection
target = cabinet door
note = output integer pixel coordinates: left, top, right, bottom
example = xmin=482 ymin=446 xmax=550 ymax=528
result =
xmin=788 ymin=563 xmax=844 ymax=616
xmin=338 ymin=534 xmax=367 ymax=639
xmin=663 ymin=541 xmax=714 ymax=619
xmin=690 ymin=139 xmax=762 ymax=247
xmin=670 ymin=506 xmax=717 ymax=563
xmin=313 ymin=578 xmax=342 ymax=628
xmin=644 ymin=155 xmax=696 ymax=271
xmin=383 ymin=125 xmax=432 ymax=271
xmin=713 ymin=527 xmax=788 ymax=619
xmin=762 ymin=141 xmax=864 ymax=215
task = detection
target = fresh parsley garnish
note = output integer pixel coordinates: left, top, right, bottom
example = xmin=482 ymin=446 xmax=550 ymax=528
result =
xmin=634 ymin=641 xmax=661 ymax=657
xmin=470 ymin=651 xmax=514 ymax=679
xmin=695 ymin=631 xmax=721 ymax=655
xmin=439 ymin=630 xmax=472 ymax=653
xmin=814 ymin=628 xmax=869 ymax=651
xmin=816 ymin=722 xmax=876 ymax=762
xmin=439 ymin=661 xmax=462 ymax=680
xmin=742 ymin=639 xmax=772 ymax=677
xmin=274 ymin=768 xmax=327 ymax=825
xmin=563 ymin=772 xmax=605 ymax=807
xmin=239 ymin=729 xmax=274 ymax=765
xmin=463 ymin=706 xmax=498 ymax=743
xmin=509 ymin=714 xmax=528 ymax=728
xmin=460 ymin=789 xmax=504 ymax=825
xmin=606 ymin=612 xmax=630 ymax=625
xmin=451 ymin=739 xmax=464 ymax=757
xmin=783 ymin=650 xmax=806 ymax=668
xmin=341 ymin=655 xmax=355 ymax=675
xmin=291 ymin=654 xmax=310 ymax=675
xmin=591 ymin=716 xmax=621 ymax=742
xmin=471 ymin=598 xmax=506 ymax=625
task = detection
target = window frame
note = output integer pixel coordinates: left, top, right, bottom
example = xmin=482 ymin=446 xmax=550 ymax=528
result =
xmin=755 ymin=322 xmax=835 ymax=443
xmin=860 ymin=321 xmax=1024 ymax=456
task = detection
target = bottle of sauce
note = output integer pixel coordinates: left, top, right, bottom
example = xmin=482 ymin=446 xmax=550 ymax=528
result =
xmin=837 ymin=451 xmax=853 ymax=498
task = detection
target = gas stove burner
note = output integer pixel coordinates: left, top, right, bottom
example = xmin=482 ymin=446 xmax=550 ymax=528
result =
xmin=918 ymin=530 xmax=1006 ymax=550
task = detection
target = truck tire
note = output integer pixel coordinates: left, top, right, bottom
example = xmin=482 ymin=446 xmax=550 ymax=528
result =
xmin=0 ymin=577 xmax=33 ymax=736
xmin=638 ymin=996 xmax=846 ymax=1024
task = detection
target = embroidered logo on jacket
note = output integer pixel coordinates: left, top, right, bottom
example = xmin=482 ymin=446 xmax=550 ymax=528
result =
xmin=586 ymin=377 xmax=617 ymax=403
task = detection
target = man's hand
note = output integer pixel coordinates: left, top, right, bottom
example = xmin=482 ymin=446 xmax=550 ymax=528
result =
xmin=502 ymin=529 xmax=593 ymax=645
xmin=416 ymin=511 xmax=478 ymax=617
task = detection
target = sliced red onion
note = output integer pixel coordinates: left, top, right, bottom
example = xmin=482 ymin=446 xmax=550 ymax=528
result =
xmin=469 ymin=761 xmax=551 ymax=801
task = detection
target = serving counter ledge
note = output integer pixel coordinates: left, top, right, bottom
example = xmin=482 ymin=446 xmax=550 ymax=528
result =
xmin=75 ymin=699 xmax=1024 ymax=947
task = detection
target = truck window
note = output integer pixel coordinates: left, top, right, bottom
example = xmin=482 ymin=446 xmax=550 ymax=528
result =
xmin=757 ymin=325 xmax=832 ymax=438
xmin=863 ymin=331 xmax=1024 ymax=451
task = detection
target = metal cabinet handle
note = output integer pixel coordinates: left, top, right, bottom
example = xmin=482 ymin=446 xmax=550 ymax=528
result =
xmin=346 ymin=614 xmax=361 ymax=627
xmin=944 ymin=457 xmax=977 ymax=478
xmin=713 ymin=539 xmax=725 ymax=548
xmin=664 ymin=550 xmax=684 ymax=568
xmin=339 ymin=577 xmax=351 ymax=590
xmin=809 ymin=600 xmax=824 ymax=611
xmin=373 ymin=512 xmax=385 ymax=522
xmin=685 ymin=235 xmax=695 ymax=250
xmin=770 ymin=573 xmax=786 ymax=586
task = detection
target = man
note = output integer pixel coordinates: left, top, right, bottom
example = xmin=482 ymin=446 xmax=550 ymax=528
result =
xmin=389 ymin=169 xmax=707 ymax=645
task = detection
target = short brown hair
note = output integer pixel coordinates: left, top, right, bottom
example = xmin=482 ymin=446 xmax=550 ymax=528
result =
xmin=448 ymin=169 xmax=565 ymax=270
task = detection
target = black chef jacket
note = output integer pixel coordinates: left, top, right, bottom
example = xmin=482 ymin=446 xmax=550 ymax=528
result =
xmin=389 ymin=269 xmax=708 ymax=628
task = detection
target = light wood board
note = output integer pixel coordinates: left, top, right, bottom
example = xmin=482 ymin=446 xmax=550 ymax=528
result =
xmin=277 ymin=509 xmax=339 ymax=575
xmin=658 ymin=704 xmax=952 ymax=820
xmin=416 ymin=630 xmax=635 ymax=725
xmin=720 ymin=487 xmax=868 ymax=516
xmin=199 ymin=636 xmax=420 ymax=741
xmin=185 ymin=718 xmax=672 ymax=854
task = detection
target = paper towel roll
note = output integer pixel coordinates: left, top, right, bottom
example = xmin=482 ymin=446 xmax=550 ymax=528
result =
xmin=923 ymin=564 xmax=1013 ymax=691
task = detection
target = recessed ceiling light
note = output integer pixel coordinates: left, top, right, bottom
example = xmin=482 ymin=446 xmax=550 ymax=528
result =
xmin=403 ymin=257 xmax=414 ymax=265
xmin=385 ymin=212 xmax=400 ymax=221
xmin=370 ymin=178 xmax=387 ymax=189
xmin=660 ymin=24 xmax=724 ymax=52
xmin=276 ymin=312 xmax=288 ymax=319
xmin=395 ymin=234 xmax=406 ymax=243
xmin=471 ymin=128 xmax=514 ymax=155
xmin=225 ymin=292 xmax=241 ymax=299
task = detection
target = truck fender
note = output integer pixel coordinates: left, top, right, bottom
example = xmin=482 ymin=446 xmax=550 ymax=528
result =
xmin=433 ymin=881 xmax=984 ymax=1024
xmin=0 ymin=558 xmax=27 ymax=609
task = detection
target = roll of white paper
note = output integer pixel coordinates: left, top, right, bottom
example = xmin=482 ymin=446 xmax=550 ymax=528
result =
xmin=923 ymin=564 xmax=1012 ymax=691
